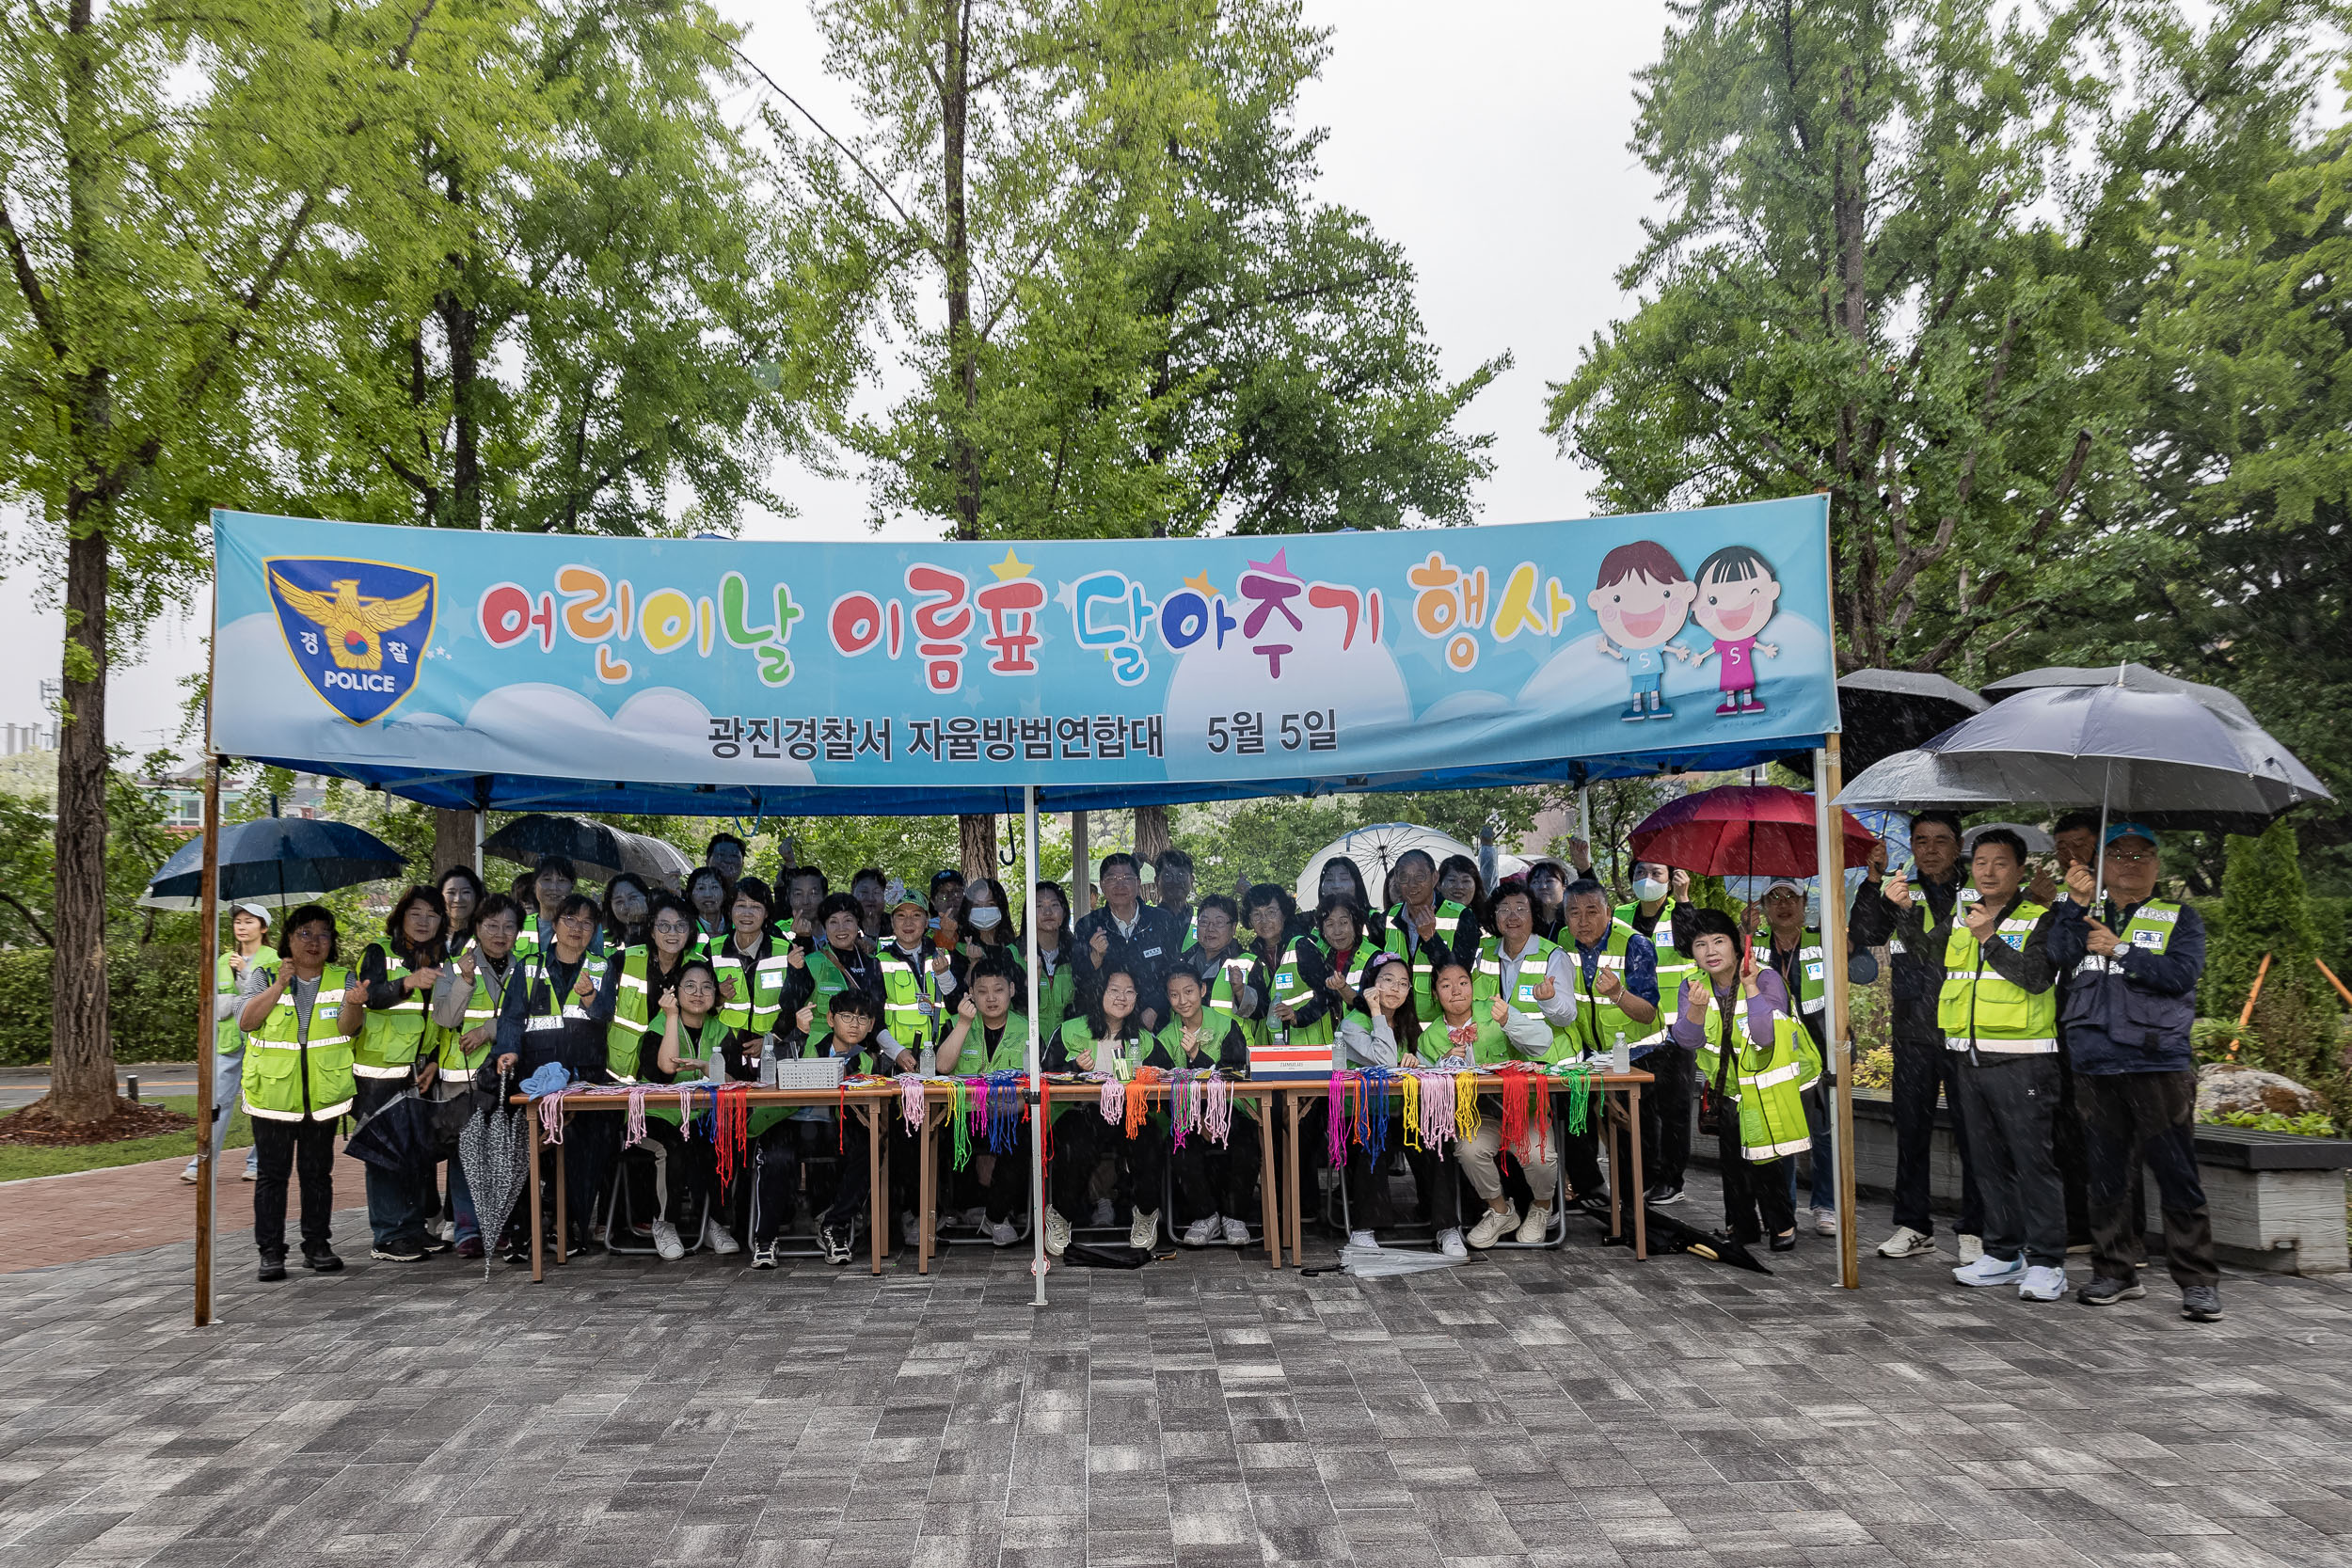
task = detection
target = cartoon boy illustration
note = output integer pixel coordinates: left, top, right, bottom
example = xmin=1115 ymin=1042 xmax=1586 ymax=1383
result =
xmin=1588 ymin=541 xmax=1696 ymax=721
xmin=1682 ymin=545 xmax=1781 ymax=714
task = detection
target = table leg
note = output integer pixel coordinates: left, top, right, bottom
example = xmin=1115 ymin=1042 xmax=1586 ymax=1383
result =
xmin=528 ymin=1110 xmax=545 ymax=1284
xmin=868 ymin=1101 xmax=885 ymax=1276
xmin=554 ymin=1110 xmax=568 ymax=1267
xmin=1283 ymin=1091 xmax=1304 ymax=1268
xmin=918 ymin=1101 xmax=936 ymax=1275
xmin=1629 ymin=1083 xmax=1647 ymax=1261
xmin=1256 ymin=1094 xmax=1279 ymax=1271
xmin=1606 ymin=1091 xmax=1622 ymax=1247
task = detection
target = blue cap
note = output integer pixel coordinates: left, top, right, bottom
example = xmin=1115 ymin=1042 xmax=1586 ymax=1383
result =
xmin=2104 ymin=821 xmax=2157 ymax=847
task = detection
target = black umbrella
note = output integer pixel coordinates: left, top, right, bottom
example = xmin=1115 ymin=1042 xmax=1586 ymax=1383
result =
xmin=456 ymin=1069 xmax=532 ymax=1278
xmin=1603 ymin=1208 xmax=1772 ymax=1274
xmin=1778 ymin=669 xmax=1986 ymax=779
xmin=342 ymin=1089 xmax=436 ymax=1173
xmin=483 ymin=814 xmax=691 ymax=887
xmin=139 ymin=817 xmax=407 ymax=910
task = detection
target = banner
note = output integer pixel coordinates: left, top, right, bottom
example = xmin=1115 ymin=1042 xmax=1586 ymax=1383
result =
xmin=212 ymin=498 xmax=1836 ymax=800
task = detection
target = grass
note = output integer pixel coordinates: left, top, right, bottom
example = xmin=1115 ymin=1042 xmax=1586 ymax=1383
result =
xmin=0 ymin=1095 xmax=253 ymax=1183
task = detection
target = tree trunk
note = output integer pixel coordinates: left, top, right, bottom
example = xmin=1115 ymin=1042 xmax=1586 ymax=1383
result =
xmin=432 ymin=808 xmax=477 ymax=877
xmin=439 ymin=167 xmax=482 ymax=531
xmin=941 ymin=0 xmax=980 ymax=541
xmin=959 ymin=812 xmax=996 ymax=885
xmin=1133 ymin=804 xmax=1171 ymax=865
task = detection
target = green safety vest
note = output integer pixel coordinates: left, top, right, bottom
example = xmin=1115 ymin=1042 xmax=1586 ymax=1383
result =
xmin=1156 ymin=1006 xmax=1248 ymax=1072
xmin=1621 ymin=903 xmax=1699 ymax=1012
xmin=1383 ymin=900 xmax=1469 ymax=1019
xmin=878 ymin=946 xmax=946 ymax=1051
xmin=1415 ymin=1013 xmax=1518 ymax=1069
xmin=1471 ymin=933 xmax=1579 ymax=1064
xmin=1034 ymin=953 xmax=1077 ymax=1043
xmin=216 ymin=952 xmax=255 ymax=1056
xmin=946 ymin=1010 xmax=1032 ymax=1075
xmin=712 ymin=938 xmax=795 ymax=1036
xmin=604 ymin=946 xmax=699 ymax=1079
xmin=2064 ymin=899 xmax=2185 ymax=976
xmin=1770 ymin=929 xmax=1829 ymax=1019
xmin=353 ymin=952 xmax=442 ymax=1079
xmin=803 ymin=944 xmax=871 ymax=1053
xmin=241 ymin=964 xmax=358 ymax=1122
xmin=1938 ymin=897 xmax=2058 ymax=1053
xmin=1268 ymin=936 xmax=1376 ymax=1048
xmin=1181 ymin=944 xmax=1260 ymax=1042
xmin=1694 ymin=990 xmax=1820 ymax=1162
xmin=1565 ymin=920 xmax=1667 ymax=1055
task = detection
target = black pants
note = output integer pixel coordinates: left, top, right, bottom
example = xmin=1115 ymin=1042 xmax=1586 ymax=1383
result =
xmin=251 ymin=1117 xmax=338 ymax=1258
xmin=2054 ymin=1040 xmax=2092 ymax=1245
xmin=1173 ymin=1116 xmax=1263 ymax=1222
xmin=2079 ymin=1069 xmax=2217 ymax=1289
xmin=1954 ymin=1053 xmax=2066 ymax=1268
xmin=1048 ymin=1113 xmax=1169 ymax=1221
xmin=1342 ymin=1127 xmax=1462 ymax=1233
xmin=1717 ymin=1126 xmax=1793 ymax=1244
xmin=1639 ymin=1044 xmax=1695 ymax=1190
xmin=983 ymin=1131 xmax=1032 ymax=1225
xmin=1890 ymin=1029 xmax=1983 ymax=1237
xmin=747 ymin=1123 xmax=801 ymax=1243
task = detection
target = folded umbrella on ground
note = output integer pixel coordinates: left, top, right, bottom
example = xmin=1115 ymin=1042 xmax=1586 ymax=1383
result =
xmin=342 ymin=1089 xmax=435 ymax=1174
xmin=1605 ymin=1208 xmax=1772 ymax=1274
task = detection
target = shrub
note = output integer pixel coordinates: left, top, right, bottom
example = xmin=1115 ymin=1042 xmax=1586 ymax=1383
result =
xmin=2201 ymin=820 xmax=2344 ymax=1109
xmin=0 ymin=943 xmax=203 ymax=1066
xmin=2202 ymin=1109 xmax=2341 ymax=1137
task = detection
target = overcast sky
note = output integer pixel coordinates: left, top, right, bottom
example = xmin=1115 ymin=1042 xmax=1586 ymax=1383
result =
xmin=0 ymin=0 xmax=1671 ymax=759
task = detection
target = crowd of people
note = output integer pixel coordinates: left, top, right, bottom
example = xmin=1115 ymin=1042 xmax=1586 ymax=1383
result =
xmin=220 ymin=813 xmax=2219 ymax=1320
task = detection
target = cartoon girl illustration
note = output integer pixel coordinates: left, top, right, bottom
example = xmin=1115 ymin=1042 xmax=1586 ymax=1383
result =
xmin=1678 ymin=545 xmax=1780 ymax=714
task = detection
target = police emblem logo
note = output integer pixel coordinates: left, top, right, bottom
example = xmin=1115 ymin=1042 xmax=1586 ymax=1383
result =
xmin=265 ymin=557 xmax=437 ymax=725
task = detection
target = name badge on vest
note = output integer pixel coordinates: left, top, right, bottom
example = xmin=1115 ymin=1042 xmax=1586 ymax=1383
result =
xmin=1804 ymin=961 xmax=1824 ymax=982
xmin=2001 ymin=931 xmax=2026 ymax=951
xmin=1142 ymin=946 xmax=1162 ymax=958
xmin=2132 ymin=928 xmax=2163 ymax=949
xmin=1516 ymin=982 xmax=1538 ymax=1004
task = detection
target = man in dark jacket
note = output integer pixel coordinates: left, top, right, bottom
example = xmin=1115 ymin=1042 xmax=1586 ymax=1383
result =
xmin=2045 ymin=823 xmax=2219 ymax=1322
xmin=1073 ymin=852 xmax=1187 ymax=1032
xmin=1848 ymin=810 xmax=1985 ymax=1260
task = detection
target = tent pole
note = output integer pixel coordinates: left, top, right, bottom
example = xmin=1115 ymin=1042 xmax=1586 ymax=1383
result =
xmin=194 ymin=631 xmax=223 ymax=1328
xmin=1025 ymin=785 xmax=1048 ymax=1307
xmin=1071 ymin=810 xmax=1090 ymax=917
xmin=1815 ymin=740 xmax=1858 ymax=1290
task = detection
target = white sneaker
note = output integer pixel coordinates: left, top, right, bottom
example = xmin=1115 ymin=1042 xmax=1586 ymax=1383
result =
xmin=959 ymin=1206 xmax=989 ymax=1230
xmin=1952 ymin=1253 xmax=2025 ymax=1288
xmin=1089 ymin=1198 xmax=1115 ymax=1227
xmin=708 ymin=1224 xmax=740 ymax=1256
xmin=651 ymin=1221 xmax=685 ymax=1261
xmin=1437 ymin=1227 xmax=1468 ymax=1259
xmin=1182 ymin=1215 xmax=1220 ymax=1248
xmin=432 ymin=1217 xmax=456 ymax=1244
xmin=988 ymin=1219 xmax=1019 ymax=1247
xmin=900 ymin=1211 xmax=922 ymax=1247
xmin=179 ymin=1162 xmax=199 ymax=1184
xmin=241 ymin=1160 xmax=258 ymax=1180
xmin=1812 ymin=1207 xmax=1838 ymax=1236
xmin=1876 ymin=1225 xmax=1936 ymax=1259
xmin=1129 ymin=1209 xmax=1159 ymax=1249
xmin=1043 ymin=1206 xmax=1072 ymax=1257
xmin=1515 ymin=1204 xmax=1550 ymax=1243
xmin=2017 ymin=1264 xmax=2067 ymax=1302
xmin=1466 ymin=1206 xmax=1519 ymax=1249
xmin=1346 ymin=1229 xmax=1379 ymax=1251
xmin=1958 ymin=1233 xmax=1984 ymax=1264
xmin=1220 ymin=1215 xmax=1250 ymax=1246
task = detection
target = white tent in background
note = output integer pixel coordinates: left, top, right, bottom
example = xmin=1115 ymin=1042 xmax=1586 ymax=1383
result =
xmin=1295 ymin=822 xmax=1527 ymax=910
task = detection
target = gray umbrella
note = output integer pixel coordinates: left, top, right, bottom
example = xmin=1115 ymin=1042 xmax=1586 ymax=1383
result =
xmin=1982 ymin=663 xmax=2328 ymax=808
xmin=456 ymin=1069 xmax=532 ymax=1277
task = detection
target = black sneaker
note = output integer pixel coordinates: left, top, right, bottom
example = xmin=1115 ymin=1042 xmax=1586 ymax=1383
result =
xmin=2181 ymin=1285 xmax=2224 ymax=1322
xmin=819 ymin=1224 xmax=852 ymax=1266
xmin=369 ymin=1245 xmax=425 ymax=1263
xmin=2076 ymin=1276 xmax=2144 ymax=1307
xmin=1645 ymin=1183 xmax=1685 ymax=1206
xmin=301 ymin=1247 xmax=344 ymax=1275
xmin=257 ymin=1254 xmax=288 ymax=1283
xmin=421 ymin=1236 xmax=453 ymax=1257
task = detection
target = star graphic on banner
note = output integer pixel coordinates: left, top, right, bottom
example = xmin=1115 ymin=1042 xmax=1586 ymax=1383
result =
xmin=1247 ymin=547 xmax=1293 ymax=579
xmin=1184 ymin=570 xmax=1217 ymax=598
xmin=989 ymin=548 xmax=1035 ymax=581
xmin=1055 ymin=579 xmax=1080 ymax=616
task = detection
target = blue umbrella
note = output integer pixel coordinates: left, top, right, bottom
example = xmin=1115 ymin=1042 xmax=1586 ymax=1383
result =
xmin=139 ymin=816 xmax=408 ymax=910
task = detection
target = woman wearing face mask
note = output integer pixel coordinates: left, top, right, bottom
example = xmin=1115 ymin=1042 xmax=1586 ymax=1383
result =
xmin=351 ymin=885 xmax=452 ymax=1262
xmin=1041 ymin=967 xmax=1169 ymax=1256
xmin=602 ymin=873 xmax=652 ymax=952
xmin=1672 ymin=907 xmax=1815 ymax=1254
xmin=952 ymin=876 xmax=1026 ymax=996
xmin=633 ymin=957 xmax=739 ymax=1259
xmin=1332 ymin=951 xmax=1467 ymax=1256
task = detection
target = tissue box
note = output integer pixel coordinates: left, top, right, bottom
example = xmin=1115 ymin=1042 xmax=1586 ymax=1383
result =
xmin=1248 ymin=1039 xmax=1335 ymax=1083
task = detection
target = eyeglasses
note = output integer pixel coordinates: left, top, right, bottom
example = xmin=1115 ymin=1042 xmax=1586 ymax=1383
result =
xmin=652 ymin=920 xmax=692 ymax=935
xmin=2105 ymin=848 xmax=2156 ymax=864
xmin=1762 ymin=890 xmax=1803 ymax=903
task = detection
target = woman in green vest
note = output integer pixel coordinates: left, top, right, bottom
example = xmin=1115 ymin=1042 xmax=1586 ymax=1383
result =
xmin=712 ymin=877 xmax=795 ymax=1041
xmin=1270 ymin=895 xmax=1376 ymax=1048
xmin=685 ymin=865 xmax=735 ymax=956
xmin=237 ymin=904 xmax=365 ymax=1281
xmin=633 ymin=957 xmax=738 ymax=1260
xmin=938 ymin=954 xmax=1034 ymax=1245
xmin=801 ymin=893 xmax=883 ymax=1055
xmin=352 ymin=885 xmax=452 ymax=1262
xmin=1161 ymin=964 xmax=1257 ymax=1248
xmin=1671 ymin=908 xmax=1809 ymax=1253
xmin=1240 ymin=884 xmax=1297 ymax=1025
xmin=601 ymin=872 xmax=652 ymax=952
xmin=1426 ymin=954 xmax=1564 ymax=1250
xmin=429 ymin=892 xmax=523 ymax=1258
xmin=603 ymin=892 xmax=702 ymax=1078
xmin=1041 ymin=966 xmax=1168 ymax=1255
xmin=1332 ymin=951 xmax=1468 ymax=1256
xmin=183 ymin=901 xmax=270 ymax=1186
xmin=1028 ymin=881 xmax=1079 ymax=1041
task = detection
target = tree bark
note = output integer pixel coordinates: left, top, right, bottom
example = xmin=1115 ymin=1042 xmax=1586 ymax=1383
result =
xmin=439 ymin=166 xmax=482 ymax=531
xmin=1133 ymin=804 xmax=1171 ymax=865
xmin=432 ymin=808 xmax=477 ymax=877
xmin=959 ymin=811 xmax=996 ymax=885
xmin=941 ymin=0 xmax=979 ymax=542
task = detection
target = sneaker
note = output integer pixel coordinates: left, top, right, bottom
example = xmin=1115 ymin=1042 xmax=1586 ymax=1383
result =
xmin=959 ymin=1206 xmax=988 ymax=1230
xmin=1952 ymin=1253 xmax=2026 ymax=1288
xmin=1221 ymin=1215 xmax=1250 ymax=1246
xmin=989 ymin=1219 xmax=1019 ymax=1247
xmin=1812 ymin=1207 xmax=1838 ymax=1237
xmin=750 ymin=1241 xmax=778 ymax=1269
xmin=1466 ymin=1206 xmax=1519 ymax=1249
xmin=1043 ymin=1206 xmax=1072 ymax=1257
xmin=454 ymin=1237 xmax=484 ymax=1260
xmin=1716 ymin=700 xmax=1740 ymax=716
xmin=1620 ymin=705 xmax=1646 ymax=722
xmin=1877 ymin=1226 xmax=1937 ymax=1259
xmin=302 ymin=1246 xmax=343 ymax=1274
xmin=2017 ymin=1265 xmax=2067 ymax=1302
xmin=420 ymin=1234 xmax=453 ymax=1256
xmin=242 ymin=1157 xmax=258 ymax=1180
xmin=1645 ymin=1182 xmax=1685 ymax=1206
xmin=1515 ymin=1205 xmax=1550 ymax=1243
xmin=2181 ymin=1285 xmax=2224 ymax=1323
xmin=651 ymin=1221 xmax=685 ymax=1261
xmin=1649 ymin=703 xmax=1676 ymax=721
xmin=1436 ymin=1227 xmax=1468 ymax=1259
xmin=431 ymin=1217 xmax=456 ymax=1244
xmin=1576 ymin=1190 xmax=1613 ymax=1217
xmin=900 ymin=1212 xmax=922 ymax=1248
xmin=369 ymin=1245 xmax=425 ymax=1263
xmin=180 ymin=1162 xmax=200 ymax=1184
xmin=1743 ymin=695 xmax=1767 ymax=713
xmin=2077 ymin=1275 xmax=2144 ymax=1307
xmin=1129 ymin=1209 xmax=1159 ymax=1250
xmin=1089 ymin=1198 xmax=1115 ymax=1227
xmin=1346 ymin=1229 xmax=1380 ymax=1251
xmin=1183 ymin=1215 xmax=1220 ymax=1248
xmin=256 ymin=1254 xmax=287 ymax=1282
xmin=1958 ymin=1233 xmax=1984 ymax=1264
xmin=819 ymin=1223 xmax=852 ymax=1265
xmin=708 ymin=1225 xmax=740 ymax=1256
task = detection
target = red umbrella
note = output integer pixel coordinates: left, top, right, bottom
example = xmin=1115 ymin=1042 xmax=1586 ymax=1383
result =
xmin=1629 ymin=785 xmax=1877 ymax=879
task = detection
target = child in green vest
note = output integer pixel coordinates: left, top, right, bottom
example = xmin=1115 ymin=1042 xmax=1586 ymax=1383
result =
xmin=1429 ymin=957 xmax=1563 ymax=1250
xmin=938 ymin=955 xmax=1036 ymax=1245
xmin=1161 ymin=966 xmax=1257 ymax=1248
xmin=1333 ymin=952 xmax=1466 ymax=1256
xmin=634 ymin=958 xmax=739 ymax=1260
xmin=1041 ymin=967 xmax=1168 ymax=1255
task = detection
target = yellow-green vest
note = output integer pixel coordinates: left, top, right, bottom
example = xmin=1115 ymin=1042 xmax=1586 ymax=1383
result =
xmin=1471 ymin=932 xmax=1578 ymax=1063
xmin=712 ymin=938 xmax=794 ymax=1036
xmin=216 ymin=953 xmax=251 ymax=1055
xmin=1383 ymin=899 xmax=1469 ymax=1019
xmin=1565 ymin=920 xmax=1666 ymax=1054
xmin=353 ymin=954 xmax=442 ymax=1078
xmin=1034 ymin=952 xmax=1077 ymax=1043
xmin=948 ymin=1009 xmax=1031 ymax=1075
xmin=1938 ymin=897 xmax=2058 ymax=1053
xmin=1415 ymin=1013 xmax=1517 ymax=1068
xmin=1269 ymin=935 xmax=1375 ymax=1048
xmin=242 ymin=964 xmax=358 ymax=1122
xmin=605 ymin=946 xmax=693 ymax=1078
xmin=1692 ymin=986 xmax=1820 ymax=1161
xmin=1771 ymin=928 xmax=1829 ymax=1019
xmin=878 ymin=946 xmax=945 ymax=1051
xmin=436 ymin=955 xmax=515 ymax=1082
xmin=1624 ymin=904 xmax=1698 ymax=1014
xmin=1183 ymin=944 xmax=1260 ymax=1042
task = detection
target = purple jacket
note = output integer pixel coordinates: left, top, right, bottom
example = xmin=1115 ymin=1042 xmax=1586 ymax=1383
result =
xmin=1668 ymin=966 xmax=1790 ymax=1063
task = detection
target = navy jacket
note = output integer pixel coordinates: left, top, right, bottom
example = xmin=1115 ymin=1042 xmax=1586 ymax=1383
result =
xmin=2046 ymin=898 xmax=2204 ymax=1074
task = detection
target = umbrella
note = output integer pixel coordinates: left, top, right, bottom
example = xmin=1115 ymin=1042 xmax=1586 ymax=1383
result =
xmin=456 ymin=1069 xmax=532 ymax=1277
xmin=1295 ymin=823 xmax=1528 ymax=909
xmin=342 ymin=1089 xmax=435 ymax=1173
xmin=1963 ymin=820 xmax=2054 ymax=855
xmin=483 ymin=814 xmax=691 ymax=887
xmin=1779 ymin=669 xmax=1986 ymax=779
xmin=1629 ymin=786 xmax=1878 ymax=879
xmin=1836 ymin=682 xmax=2332 ymax=833
xmin=139 ymin=816 xmax=407 ymax=910
xmin=1981 ymin=662 xmax=2328 ymax=808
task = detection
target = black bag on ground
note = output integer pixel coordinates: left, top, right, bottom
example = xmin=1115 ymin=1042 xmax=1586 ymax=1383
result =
xmin=1061 ymin=1242 xmax=1154 ymax=1269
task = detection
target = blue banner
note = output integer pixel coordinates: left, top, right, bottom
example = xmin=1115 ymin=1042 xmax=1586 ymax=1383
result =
xmin=212 ymin=498 xmax=1836 ymax=807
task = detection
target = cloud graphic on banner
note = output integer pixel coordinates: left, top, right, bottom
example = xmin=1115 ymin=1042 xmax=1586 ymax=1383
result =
xmin=1163 ymin=614 xmax=1414 ymax=772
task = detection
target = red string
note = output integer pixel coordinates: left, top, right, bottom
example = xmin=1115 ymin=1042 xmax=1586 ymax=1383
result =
xmin=1498 ymin=1064 xmax=1531 ymax=1160
xmin=1040 ymin=1078 xmax=1052 ymax=1164
xmin=836 ymin=1079 xmax=849 ymax=1153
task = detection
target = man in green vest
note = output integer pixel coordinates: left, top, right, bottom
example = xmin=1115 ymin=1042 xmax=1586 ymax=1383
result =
xmin=1558 ymin=879 xmax=1663 ymax=1213
xmin=2047 ymin=823 xmax=2220 ymax=1321
xmin=1888 ymin=827 xmax=2066 ymax=1301
xmin=1381 ymin=848 xmax=1479 ymax=1021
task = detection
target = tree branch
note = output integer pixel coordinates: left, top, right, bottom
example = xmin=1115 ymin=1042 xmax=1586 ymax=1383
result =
xmin=714 ymin=29 xmax=918 ymax=231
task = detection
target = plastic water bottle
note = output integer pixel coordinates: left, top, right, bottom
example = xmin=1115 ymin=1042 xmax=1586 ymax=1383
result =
xmin=1612 ymin=1030 xmax=1630 ymax=1075
xmin=919 ymin=1042 xmax=937 ymax=1079
xmin=757 ymin=1035 xmax=780 ymax=1088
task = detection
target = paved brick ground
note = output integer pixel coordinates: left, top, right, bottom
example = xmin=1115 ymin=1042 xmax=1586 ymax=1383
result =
xmin=0 ymin=1156 xmax=259 ymax=1275
xmin=3 ymin=1182 xmax=2350 ymax=1568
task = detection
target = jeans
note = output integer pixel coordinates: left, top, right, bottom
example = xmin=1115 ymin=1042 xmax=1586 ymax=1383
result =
xmin=1786 ymin=1083 xmax=1836 ymax=1212
xmin=354 ymin=1077 xmax=435 ymax=1252
xmin=1953 ymin=1053 xmax=2066 ymax=1269
xmin=1890 ymin=1029 xmax=1983 ymax=1237
xmin=199 ymin=1043 xmax=257 ymax=1173
xmin=250 ymin=1117 xmax=337 ymax=1257
xmin=2079 ymin=1069 xmax=2217 ymax=1289
xmin=447 ymin=1151 xmax=478 ymax=1245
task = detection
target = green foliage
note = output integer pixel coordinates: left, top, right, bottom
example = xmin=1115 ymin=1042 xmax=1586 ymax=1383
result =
xmin=1168 ymin=788 xmax=1561 ymax=900
xmin=0 ymin=1096 xmax=253 ymax=1180
xmin=0 ymin=944 xmax=200 ymax=1065
xmin=2191 ymin=1016 xmax=2265 ymax=1067
xmin=2202 ymin=1108 xmax=2341 ymax=1137
xmin=2202 ymin=820 xmax=2344 ymax=1103
xmin=0 ymin=751 xmax=198 ymax=952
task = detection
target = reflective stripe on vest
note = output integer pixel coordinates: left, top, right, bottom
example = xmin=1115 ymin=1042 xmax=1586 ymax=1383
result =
xmin=1939 ymin=899 xmax=2058 ymax=1053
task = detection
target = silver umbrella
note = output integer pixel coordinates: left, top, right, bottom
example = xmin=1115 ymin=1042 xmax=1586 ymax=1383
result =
xmin=455 ymin=1069 xmax=532 ymax=1277
xmin=1981 ymin=662 xmax=2328 ymax=809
